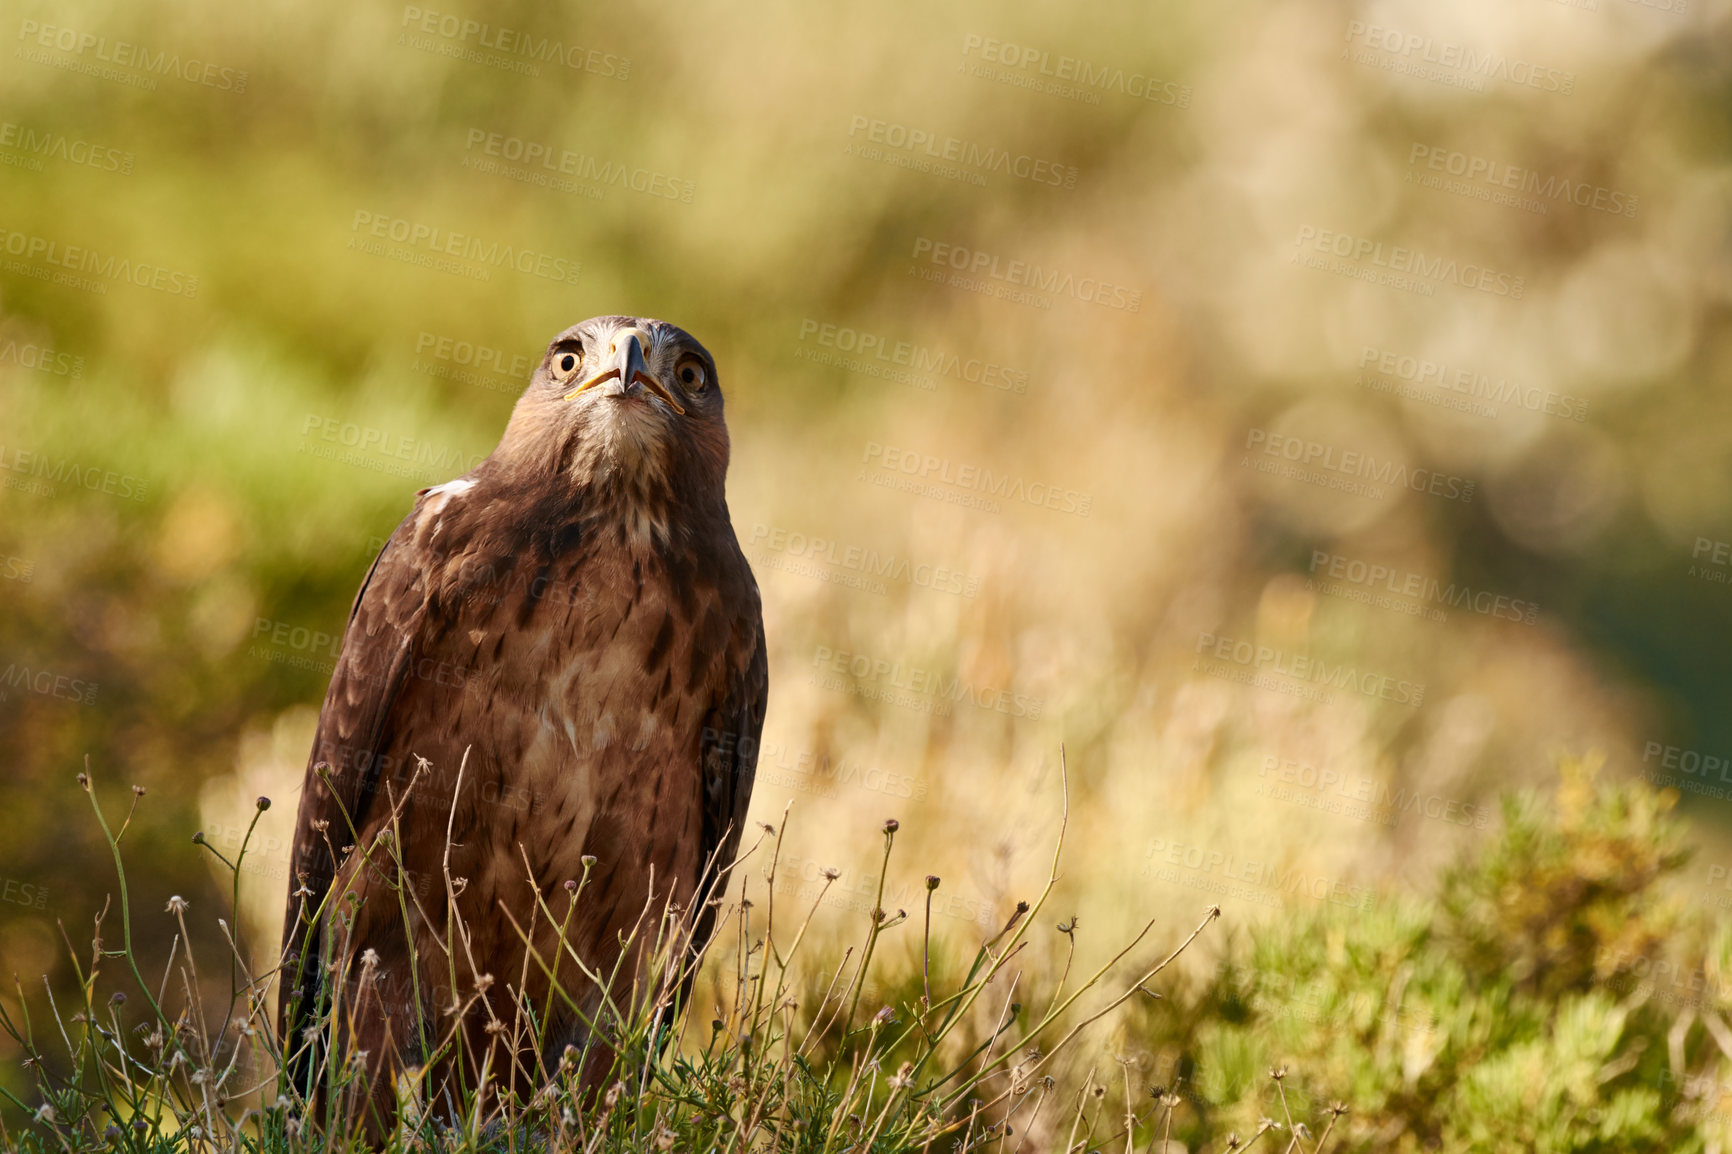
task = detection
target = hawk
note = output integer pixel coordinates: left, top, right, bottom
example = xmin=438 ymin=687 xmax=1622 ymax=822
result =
xmin=278 ymin=316 xmax=767 ymax=1138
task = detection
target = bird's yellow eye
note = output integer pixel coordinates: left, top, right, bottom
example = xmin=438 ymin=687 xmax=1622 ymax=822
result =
xmin=676 ymin=357 xmax=707 ymax=393
xmin=552 ymin=349 xmax=582 ymax=380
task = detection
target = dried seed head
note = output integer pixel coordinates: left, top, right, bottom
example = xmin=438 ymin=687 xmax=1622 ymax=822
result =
xmin=925 ymin=874 xmax=941 ymax=891
xmin=132 ymin=784 xmax=146 ymax=797
xmin=164 ymin=895 xmax=189 ymax=915
xmin=75 ymin=773 xmax=89 ymax=791
xmin=883 ymin=818 xmax=899 ymax=833
xmin=821 ymin=867 xmax=840 ymax=880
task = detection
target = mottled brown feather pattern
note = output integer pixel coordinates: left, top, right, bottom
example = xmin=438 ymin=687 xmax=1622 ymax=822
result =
xmin=278 ymin=317 xmax=766 ymax=1139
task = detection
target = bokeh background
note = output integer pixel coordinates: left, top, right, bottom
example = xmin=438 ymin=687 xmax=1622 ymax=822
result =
xmin=2 ymin=0 xmax=1731 ymax=1143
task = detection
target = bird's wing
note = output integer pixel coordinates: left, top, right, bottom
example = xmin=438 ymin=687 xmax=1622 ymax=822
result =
xmin=694 ymin=603 xmax=769 ymax=944
xmin=276 ymin=495 xmax=439 ymax=1071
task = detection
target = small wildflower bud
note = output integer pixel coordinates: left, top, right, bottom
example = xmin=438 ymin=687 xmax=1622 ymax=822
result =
xmin=1010 ymin=1002 xmax=1021 ymax=1016
xmin=580 ymin=854 xmax=596 ymax=869
xmin=109 ymin=991 xmax=126 ymax=1005
xmin=165 ymin=895 xmax=189 ymax=914
xmin=925 ymin=874 xmax=940 ymax=890
xmin=1015 ymin=900 xmax=1030 ymax=914
xmin=105 ymin=1124 xmax=121 ymax=1140
xmin=76 ymin=773 xmax=89 ymax=790
xmin=562 ymin=1044 xmax=579 ymax=1066
xmin=1092 ymin=1086 xmax=1105 ymax=1099
xmin=564 ymin=879 xmax=577 ymax=894
xmin=191 ymin=831 xmax=205 ymax=845
xmin=711 ymin=1019 xmax=724 ymax=1032
xmin=883 ymin=818 xmax=899 ymax=833
xmin=132 ymin=784 xmax=145 ymax=797
xmin=1150 ymin=1086 xmax=1166 ymax=1101
xmin=256 ymin=796 xmax=271 ymax=811
xmin=132 ymin=1118 xmax=148 ymax=1132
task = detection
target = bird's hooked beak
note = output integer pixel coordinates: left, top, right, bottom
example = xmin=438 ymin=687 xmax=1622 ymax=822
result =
xmin=563 ymin=328 xmax=686 ymax=415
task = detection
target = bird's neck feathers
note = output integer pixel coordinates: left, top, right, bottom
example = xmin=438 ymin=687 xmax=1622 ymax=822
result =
xmin=474 ymin=417 xmax=727 ymax=558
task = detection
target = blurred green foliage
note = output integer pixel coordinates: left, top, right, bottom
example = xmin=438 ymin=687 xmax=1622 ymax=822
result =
xmin=1147 ymin=760 xmax=1724 ymax=1152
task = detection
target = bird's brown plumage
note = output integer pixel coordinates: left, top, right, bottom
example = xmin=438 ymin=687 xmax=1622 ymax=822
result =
xmin=277 ymin=316 xmax=766 ymax=1137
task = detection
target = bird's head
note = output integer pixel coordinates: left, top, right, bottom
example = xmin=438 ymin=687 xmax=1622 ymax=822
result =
xmin=498 ymin=315 xmax=730 ymax=508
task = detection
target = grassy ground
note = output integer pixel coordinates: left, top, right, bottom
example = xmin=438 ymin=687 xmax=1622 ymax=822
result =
xmin=3 ymin=753 xmax=1728 ymax=1152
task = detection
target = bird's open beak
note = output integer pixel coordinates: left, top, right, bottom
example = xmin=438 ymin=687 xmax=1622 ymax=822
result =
xmin=563 ymin=329 xmax=686 ymax=415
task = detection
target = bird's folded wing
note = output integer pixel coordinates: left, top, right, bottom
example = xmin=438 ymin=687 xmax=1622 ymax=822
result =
xmin=695 ymin=609 xmax=769 ymax=941
xmin=277 ymin=507 xmax=433 ymax=1031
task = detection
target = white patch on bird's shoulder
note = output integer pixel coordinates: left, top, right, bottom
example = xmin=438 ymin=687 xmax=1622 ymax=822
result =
xmin=425 ymin=478 xmax=474 ymax=500
xmin=418 ymin=478 xmax=475 ymax=540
